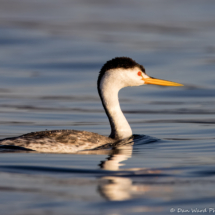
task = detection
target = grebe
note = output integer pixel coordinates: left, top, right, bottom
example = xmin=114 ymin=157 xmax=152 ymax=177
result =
xmin=0 ymin=57 xmax=183 ymax=153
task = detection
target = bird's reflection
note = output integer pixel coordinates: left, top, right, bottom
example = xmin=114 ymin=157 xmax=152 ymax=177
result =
xmin=97 ymin=145 xmax=154 ymax=201
xmin=97 ymin=145 xmax=132 ymax=201
xmin=79 ymin=138 xmax=165 ymax=202
xmin=99 ymin=145 xmax=133 ymax=170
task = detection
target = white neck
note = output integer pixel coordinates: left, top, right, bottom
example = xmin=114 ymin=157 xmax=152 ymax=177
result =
xmin=99 ymin=70 xmax=132 ymax=140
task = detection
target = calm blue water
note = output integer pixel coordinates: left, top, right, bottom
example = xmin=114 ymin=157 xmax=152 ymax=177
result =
xmin=0 ymin=0 xmax=215 ymax=214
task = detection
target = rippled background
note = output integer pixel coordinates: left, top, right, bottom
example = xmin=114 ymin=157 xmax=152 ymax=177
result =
xmin=0 ymin=0 xmax=215 ymax=214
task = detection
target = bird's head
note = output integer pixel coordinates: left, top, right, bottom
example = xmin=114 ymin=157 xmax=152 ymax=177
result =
xmin=98 ymin=57 xmax=183 ymax=91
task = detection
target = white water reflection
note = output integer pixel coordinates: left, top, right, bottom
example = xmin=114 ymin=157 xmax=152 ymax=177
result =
xmin=99 ymin=146 xmax=135 ymax=201
xmin=98 ymin=146 xmax=159 ymax=201
xmin=99 ymin=146 xmax=133 ymax=171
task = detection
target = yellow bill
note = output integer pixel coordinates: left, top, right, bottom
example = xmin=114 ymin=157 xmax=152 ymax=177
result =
xmin=143 ymin=77 xmax=183 ymax=87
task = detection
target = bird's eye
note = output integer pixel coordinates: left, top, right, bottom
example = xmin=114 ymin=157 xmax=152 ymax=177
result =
xmin=137 ymin=71 xmax=142 ymax=76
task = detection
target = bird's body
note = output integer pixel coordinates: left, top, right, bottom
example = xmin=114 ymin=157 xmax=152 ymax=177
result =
xmin=0 ymin=130 xmax=115 ymax=153
xmin=0 ymin=57 xmax=183 ymax=153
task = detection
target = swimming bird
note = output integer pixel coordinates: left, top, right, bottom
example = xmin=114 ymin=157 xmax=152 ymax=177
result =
xmin=0 ymin=57 xmax=183 ymax=153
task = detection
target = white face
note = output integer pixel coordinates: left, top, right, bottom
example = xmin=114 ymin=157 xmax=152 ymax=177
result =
xmin=113 ymin=67 xmax=149 ymax=87
xmin=100 ymin=67 xmax=150 ymax=93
